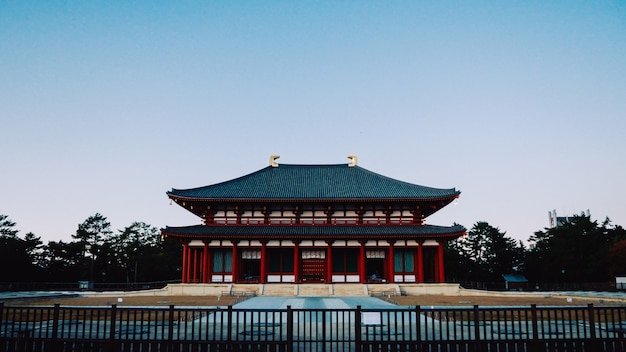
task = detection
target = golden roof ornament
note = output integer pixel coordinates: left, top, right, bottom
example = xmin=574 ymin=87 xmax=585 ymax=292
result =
xmin=347 ymin=154 xmax=358 ymax=167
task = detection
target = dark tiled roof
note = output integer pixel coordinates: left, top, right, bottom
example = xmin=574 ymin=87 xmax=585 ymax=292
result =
xmin=167 ymin=164 xmax=460 ymax=200
xmin=162 ymin=224 xmax=466 ymax=239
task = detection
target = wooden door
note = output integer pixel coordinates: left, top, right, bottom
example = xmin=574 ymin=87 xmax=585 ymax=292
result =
xmin=301 ymin=258 xmax=325 ymax=282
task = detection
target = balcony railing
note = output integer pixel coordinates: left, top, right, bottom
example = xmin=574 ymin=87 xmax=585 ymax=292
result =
xmin=209 ymin=218 xmax=421 ymax=226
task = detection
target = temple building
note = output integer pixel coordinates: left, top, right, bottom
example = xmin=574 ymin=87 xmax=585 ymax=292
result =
xmin=162 ymin=155 xmax=465 ymax=285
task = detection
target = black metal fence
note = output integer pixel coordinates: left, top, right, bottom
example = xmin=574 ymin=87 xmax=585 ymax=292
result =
xmin=2 ymin=302 xmax=626 ymax=351
xmin=455 ymin=280 xmax=613 ymax=292
xmin=0 ymin=280 xmax=180 ymax=292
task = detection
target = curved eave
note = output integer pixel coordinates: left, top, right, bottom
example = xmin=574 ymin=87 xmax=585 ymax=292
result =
xmin=161 ymin=224 xmax=466 ymax=242
xmin=167 ymin=193 xmax=459 ymax=220
xmin=166 ymin=193 xmax=461 ymax=203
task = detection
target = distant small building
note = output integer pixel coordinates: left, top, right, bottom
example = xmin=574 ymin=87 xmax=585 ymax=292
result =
xmin=549 ymin=209 xmax=591 ymax=228
xmin=502 ymin=274 xmax=528 ymax=291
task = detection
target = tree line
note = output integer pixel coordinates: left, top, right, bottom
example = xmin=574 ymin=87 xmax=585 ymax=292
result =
xmin=0 ymin=213 xmax=180 ymax=286
xmin=445 ymin=215 xmax=626 ymax=287
xmin=2 ymin=212 xmax=626 ymax=289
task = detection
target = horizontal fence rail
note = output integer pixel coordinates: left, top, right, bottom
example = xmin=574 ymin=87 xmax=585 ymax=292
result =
xmin=2 ymin=303 xmax=626 ymax=351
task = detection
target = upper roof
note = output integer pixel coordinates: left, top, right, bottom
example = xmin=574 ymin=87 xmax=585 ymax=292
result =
xmin=167 ymin=164 xmax=460 ymax=201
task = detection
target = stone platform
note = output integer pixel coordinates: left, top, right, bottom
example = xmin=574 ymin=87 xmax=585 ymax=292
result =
xmin=165 ymin=283 xmax=462 ymax=297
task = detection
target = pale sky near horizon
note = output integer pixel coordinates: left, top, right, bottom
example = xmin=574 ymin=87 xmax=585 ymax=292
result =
xmin=1 ymin=1 xmax=625 ymax=244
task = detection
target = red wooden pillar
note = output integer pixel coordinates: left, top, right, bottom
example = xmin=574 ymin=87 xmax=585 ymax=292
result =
xmin=203 ymin=242 xmax=209 ymax=283
xmin=260 ymin=241 xmax=267 ymax=284
xmin=192 ymin=248 xmax=198 ymax=283
xmin=437 ymin=241 xmax=445 ymax=283
xmin=293 ymin=241 xmax=300 ymax=283
xmin=388 ymin=241 xmax=395 ymax=283
xmin=417 ymin=242 xmax=424 ymax=283
xmin=199 ymin=251 xmax=204 ymax=283
xmin=326 ymin=241 xmax=333 ymax=283
xmin=231 ymin=242 xmax=238 ymax=283
xmin=359 ymin=241 xmax=366 ymax=283
xmin=182 ymin=242 xmax=189 ymax=283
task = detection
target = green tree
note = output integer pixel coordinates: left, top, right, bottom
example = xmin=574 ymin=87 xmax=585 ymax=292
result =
xmin=0 ymin=215 xmax=43 ymax=282
xmin=447 ymin=222 xmax=525 ymax=282
xmin=151 ymin=237 xmax=183 ymax=281
xmin=107 ymin=222 xmax=161 ymax=284
xmin=0 ymin=214 xmax=181 ymax=285
xmin=0 ymin=214 xmax=18 ymax=238
xmin=526 ymin=214 xmax=624 ymax=283
xmin=41 ymin=240 xmax=85 ymax=281
xmin=72 ymin=213 xmax=112 ymax=282
xmin=608 ymin=236 xmax=626 ymax=278
xmin=23 ymin=232 xmax=44 ymax=267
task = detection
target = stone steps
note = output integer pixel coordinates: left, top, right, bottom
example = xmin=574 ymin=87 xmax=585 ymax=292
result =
xmin=333 ymin=284 xmax=369 ymax=296
xmin=230 ymin=284 xmax=260 ymax=295
xmin=297 ymin=284 xmax=331 ymax=296
xmin=166 ymin=283 xmax=460 ymax=297
xmin=261 ymin=284 xmax=296 ymax=296
xmin=366 ymin=283 xmax=402 ymax=296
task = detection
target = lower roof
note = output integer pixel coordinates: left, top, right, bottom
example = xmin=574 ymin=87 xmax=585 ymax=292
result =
xmin=162 ymin=224 xmax=466 ymax=241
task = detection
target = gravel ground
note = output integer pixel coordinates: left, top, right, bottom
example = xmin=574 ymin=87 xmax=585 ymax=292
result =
xmin=5 ymin=292 xmax=626 ymax=307
xmin=4 ymin=295 xmax=239 ymax=307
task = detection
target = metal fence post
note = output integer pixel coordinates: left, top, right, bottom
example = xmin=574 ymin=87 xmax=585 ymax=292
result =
xmin=588 ymin=303 xmax=597 ymax=350
xmin=227 ymin=305 xmax=233 ymax=347
xmin=49 ymin=304 xmax=60 ymax=352
xmin=415 ymin=305 xmax=421 ymax=346
xmin=321 ymin=309 xmax=326 ymax=352
xmin=286 ymin=305 xmax=293 ymax=352
xmin=355 ymin=305 xmax=362 ymax=352
xmin=531 ymin=304 xmax=539 ymax=351
xmin=473 ymin=305 xmax=480 ymax=352
xmin=167 ymin=305 xmax=175 ymax=352
xmin=108 ymin=304 xmax=117 ymax=352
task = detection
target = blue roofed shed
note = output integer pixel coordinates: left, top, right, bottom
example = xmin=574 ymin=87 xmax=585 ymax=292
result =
xmin=502 ymin=274 xmax=529 ymax=291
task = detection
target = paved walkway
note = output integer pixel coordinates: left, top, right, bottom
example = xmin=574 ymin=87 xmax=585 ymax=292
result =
xmin=0 ymin=291 xmax=79 ymax=302
xmin=2 ymin=289 xmax=626 ymax=306
xmin=233 ymin=296 xmax=399 ymax=310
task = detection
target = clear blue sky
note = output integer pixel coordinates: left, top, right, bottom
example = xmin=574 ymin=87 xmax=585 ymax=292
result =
xmin=1 ymin=1 xmax=625 ymax=244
